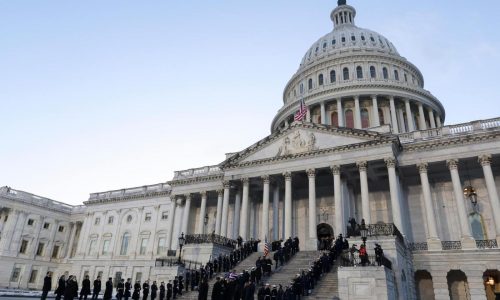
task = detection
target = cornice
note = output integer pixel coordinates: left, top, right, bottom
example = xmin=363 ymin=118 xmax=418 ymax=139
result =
xmin=168 ymin=174 xmax=224 ymax=187
xmin=84 ymin=190 xmax=171 ymax=206
xmin=402 ymin=130 xmax=500 ymax=153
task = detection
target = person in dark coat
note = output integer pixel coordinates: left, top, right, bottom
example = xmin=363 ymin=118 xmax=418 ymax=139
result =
xmin=55 ymin=275 xmax=66 ymax=300
xmin=244 ymin=281 xmax=255 ymax=300
xmin=92 ymin=277 xmax=101 ymax=300
xmin=117 ymin=279 xmax=125 ymax=300
xmin=79 ymin=275 xmax=91 ymax=300
xmin=132 ymin=281 xmax=141 ymax=300
xmin=159 ymin=282 xmax=166 ymax=300
xmin=173 ymin=278 xmax=178 ymax=299
xmin=142 ymin=280 xmax=150 ymax=300
xmin=150 ymin=281 xmax=158 ymax=300
xmin=64 ymin=276 xmax=78 ymax=300
xmin=125 ymin=279 xmax=132 ymax=300
xmin=41 ymin=272 xmax=52 ymax=300
xmin=166 ymin=281 xmax=172 ymax=300
xmin=103 ymin=278 xmax=113 ymax=300
xmin=211 ymin=277 xmax=223 ymax=300
xmin=197 ymin=278 xmax=208 ymax=300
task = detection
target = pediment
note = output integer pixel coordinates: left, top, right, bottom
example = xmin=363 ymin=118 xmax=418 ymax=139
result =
xmin=221 ymin=122 xmax=393 ymax=167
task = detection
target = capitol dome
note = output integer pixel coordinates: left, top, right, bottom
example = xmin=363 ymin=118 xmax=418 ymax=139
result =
xmin=271 ymin=1 xmax=445 ymax=135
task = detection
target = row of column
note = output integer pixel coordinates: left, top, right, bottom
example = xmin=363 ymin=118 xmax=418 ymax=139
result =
xmin=296 ymin=96 xmax=441 ymax=134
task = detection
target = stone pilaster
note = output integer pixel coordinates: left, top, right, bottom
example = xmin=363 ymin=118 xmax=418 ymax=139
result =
xmin=417 ymin=163 xmax=441 ymax=250
xmin=357 ymin=161 xmax=370 ymax=224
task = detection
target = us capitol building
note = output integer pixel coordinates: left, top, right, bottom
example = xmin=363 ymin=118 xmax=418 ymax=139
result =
xmin=1 ymin=1 xmax=499 ymax=299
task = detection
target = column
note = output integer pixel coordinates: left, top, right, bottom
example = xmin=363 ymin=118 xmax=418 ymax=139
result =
xmin=239 ymin=178 xmax=250 ymax=240
xmin=220 ymin=182 xmax=230 ymax=237
xmin=306 ymin=107 xmax=311 ymax=122
xmin=0 ymin=209 xmax=19 ymax=253
xmin=354 ymin=96 xmax=362 ymax=129
xmin=417 ymin=103 xmax=427 ymax=130
xmin=65 ymin=223 xmax=78 ymax=258
xmin=371 ymin=95 xmax=380 ymax=127
xmin=166 ymin=197 xmax=177 ymax=249
xmin=272 ymin=185 xmax=280 ymax=241
xmin=320 ymin=102 xmax=326 ymax=125
xmin=428 ymin=109 xmax=436 ymax=129
xmin=357 ymin=161 xmax=371 ymax=224
xmin=331 ymin=165 xmax=344 ymax=236
xmin=397 ymin=106 xmax=406 ymax=132
xmin=10 ymin=210 xmax=27 ymax=254
xmin=479 ymin=155 xmax=500 ymax=241
xmin=215 ymin=190 xmax=223 ymax=235
xmin=181 ymin=194 xmax=192 ymax=235
xmin=405 ymin=99 xmax=415 ymax=132
xmin=233 ymin=189 xmax=241 ymax=239
xmin=307 ymin=169 xmax=318 ymax=247
xmin=447 ymin=159 xmax=476 ymax=248
xmin=261 ymin=175 xmax=270 ymax=242
xmin=436 ymin=115 xmax=442 ymax=127
xmin=337 ymin=99 xmax=345 ymax=127
xmin=389 ymin=96 xmax=399 ymax=133
xmin=385 ymin=158 xmax=403 ymax=235
xmin=417 ymin=163 xmax=441 ymax=250
xmin=197 ymin=192 xmax=207 ymax=234
xmin=284 ymin=172 xmax=293 ymax=239
xmin=46 ymin=220 xmax=60 ymax=259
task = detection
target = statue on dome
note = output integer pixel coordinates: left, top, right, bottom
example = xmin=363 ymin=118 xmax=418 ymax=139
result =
xmin=338 ymin=0 xmax=347 ymax=6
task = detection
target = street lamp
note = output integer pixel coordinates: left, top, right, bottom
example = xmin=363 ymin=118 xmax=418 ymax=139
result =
xmin=203 ymin=214 xmax=209 ymax=234
xmin=178 ymin=232 xmax=185 ymax=263
xmin=360 ymin=221 xmax=368 ymax=246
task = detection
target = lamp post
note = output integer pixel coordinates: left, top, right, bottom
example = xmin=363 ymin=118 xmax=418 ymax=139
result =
xmin=204 ymin=213 xmax=209 ymax=233
xmin=360 ymin=221 xmax=368 ymax=246
xmin=178 ymin=232 xmax=185 ymax=264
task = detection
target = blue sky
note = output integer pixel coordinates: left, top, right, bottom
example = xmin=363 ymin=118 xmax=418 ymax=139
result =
xmin=1 ymin=0 xmax=500 ymax=205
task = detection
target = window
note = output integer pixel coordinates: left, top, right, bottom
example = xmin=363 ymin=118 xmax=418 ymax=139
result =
xmin=88 ymin=239 xmax=97 ymax=255
xmin=161 ymin=212 xmax=168 ymax=220
xmin=43 ymin=223 xmax=50 ymax=230
xmin=404 ymin=73 xmax=408 ymax=82
xmin=135 ymin=272 xmax=142 ymax=284
xmin=97 ymin=271 xmax=103 ymax=279
xmin=126 ymin=215 xmax=132 ymax=223
xmin=94 ymin=218 xmax=100 ymax=225
xmin=157 ymin=237 xmax=166 ymax=255
xmin=330 ymin=70 xmax=336 ymax=83
xmin=394 ymin=70 xmax=399 ymax=81
xmin=343 ymin=68 xmax=349 ymax=80
xmin=318 ymin=74 xmax=324 ymax=86
xmin=10 ymin=267 xmax=21 ymax=282
xmin=378 ymin=108 xmax=385 ymax=125
xmin=331 ymin=112 xmax=339 ymax=127
xmin=36 ymin=242 xmax=45 ymax=256
xmin=29 ymin=270 xmax=38 ymax=284
xmin=370 ymin=36 xmax=375 ymax=42
xmin=315 ymin=46 xmax=319 ymax=53
xmin=27 ymin=219 xmax=34 ymax=226
xmin=361 ymin=35 xmax=365 ymax=41
xmin=345 ymin=110 xmax=354 ymax=128
xmin=332 ymin=39 xmax=336 ymax=45
xmin=114 ymin=272 xmax=123 ymax=288
xmin=145 ymin=213 xmax=152 ymax=222
xmin=383 ymin=67 xmax=388 ymax=79
xmin=308 ymin=78 xmax=313 ymax=90
xmin=19 ymin=240 xmax=28 ymax=254
xmin=58 ymin=226 xmax=64 ymax=233
xmin=108 ymin=216 xmax=114 ymax=225
xmin=370 ymin=66 xmax=376 ymax=78
xmin=52 ymin=245 xmax=60 ymax=259
xmin=102 ymin=240 xmax=110 ymax=255
xmin=356 ymin=66 xmax=363 ymax=79
xmin=299 ymin=83 xmax=304 ymax=94
xmin=120 ymin=233 xmax=130 ymax=255
xmin=140 ymin=238 xmax=149 ymax=255
xmin=351 ymin=35 xmax=356 ymax=41
xmin=341 ymin=37 xmax=346 ymax=43
xmin=323 ymin=42 xmax=327 ymax=49
xmin=361 ymin=109 xmax=370 ymax=128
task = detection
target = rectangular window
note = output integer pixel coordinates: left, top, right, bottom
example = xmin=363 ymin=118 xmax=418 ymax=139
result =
xmin=145 ymin=213 xmax=152 ymax=222
xmin=102 ymin=240 xmax=110 ymax=255
xmin=108 ymin=216 xmax=114 ymax=224
xmin=157 ymin=237 xmax=166 ymax=255
xmin=43 ymin=222 xmax=50 ymax=230
xmin=135 ymin=272 xmax=142 ymax=283
xmin=27 ymin=219 xmax=34 ymax=226
xmin=10 ymin=267 xmax=21 ymax=282
xmin=84 ymin=271 xmax=89 ymax=277
xmin=97 ymin=271 xmax=103 ymax=279
xmin=58 ymin=226 xmax=65 ymax=233
xmin=36 ymin=242 xmax=45 ymax=256
xmin=20 ymin=240 xmax=28 ymax=254
xmin=94 ymin=218 xmax=100 ymax=225
xmin=140 ymin=238 xmax=148 ymax=255
xmin=161 ymin=212 xmax=168 ymax=220
xmin=88 ymin=239 xmax=96 ymax=255
xmin=52 ymin=245 xmax=60 ymax=259
xmin=114 ymin=272 xmax=122 ymax=288
xmin=29 ymin=269 xmax=38 ymax=284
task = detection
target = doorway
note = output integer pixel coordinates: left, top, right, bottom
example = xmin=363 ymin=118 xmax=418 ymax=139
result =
xmin=317 ymin=223 xmax=334 ymax=250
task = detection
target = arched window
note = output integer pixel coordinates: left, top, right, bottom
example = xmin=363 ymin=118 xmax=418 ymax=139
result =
xmin=300 ymin=83 xmax=304 ymax=94
xmin=323 ymin=42 xmax=327 ymax=49
xmin=332 ymin=39 xmax=336 ymax=45
xmin=394 ymin=70 xmax=400 ymax=81
xmin=404 ymin=73 xmax=408 ymax=82
xmin=383 ymin=67 xmax=389 ymax=79
xmin=331 ymin=112 xmax=339 ymax=127
xmin=361 ymin=108 xmax=370 ymax=128
xmin=318 ymin=74 xmax=324 ymax=86
xmin=469 ymin=212 xmax=487 ymax=240
xmin=343 ymin=68 xmax=349 ymax=80
xmin=330 ymin=70 xmax=336 ymax=83
xmin=345 ymin=109 xmax=354 ymax=128
xmin=120 ymin=233 xmax=130 ymax=255
xmin=378 ymin=108 xmax=385 ymax=125
xmin=356 ymin=66 xmax=363 ymax=79
xmin=341 ymin=37 xmax=346 ymax=43
xmin=370 ymin=66 xmax=376 ymax=78
xmin=351 ymin=35 xmax=356 ymax=41
xmin=361 ymin=35 xmax=365 ymax=41
xmin=308 ymin=78 xmax=313 ymax=90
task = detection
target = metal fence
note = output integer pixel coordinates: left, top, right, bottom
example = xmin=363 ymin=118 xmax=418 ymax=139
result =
xmin=184 ymin=234 xmax=237 ymax=249
xmin=340 ymin=252 xmax=392 ymax=270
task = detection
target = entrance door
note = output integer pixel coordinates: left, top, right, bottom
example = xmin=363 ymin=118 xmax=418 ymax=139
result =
xmin=317 ymin=223 xmax=334 ymax=250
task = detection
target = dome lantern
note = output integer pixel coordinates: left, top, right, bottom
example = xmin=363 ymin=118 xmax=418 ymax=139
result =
xmin=331 ymin=1 xmax=356 ymax=28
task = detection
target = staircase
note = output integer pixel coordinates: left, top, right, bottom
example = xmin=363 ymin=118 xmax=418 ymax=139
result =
xmin=260 ymin=251 xmax=322 ymax=287
xmin=308 ymin=266 xmax=340 ymax=300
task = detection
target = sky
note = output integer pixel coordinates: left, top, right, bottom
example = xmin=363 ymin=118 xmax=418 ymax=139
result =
xmin=1 ymin=0 xmax=500 ymax=205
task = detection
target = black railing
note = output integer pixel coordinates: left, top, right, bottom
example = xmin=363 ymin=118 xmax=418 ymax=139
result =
xmin=348 ymin=223 xmax=404 ymax=243
xmin=476 ymin=239 xmax=498 ymax=249
xmin=155 ymin=257 xmax=206 ymax=269
xmin=340 ymin=252 xmax=392 ymax=270
xmin=441 ymin=241 xmax=462 ymax=250
xmin=408 ymin=242 xmax=428 ymax=251
xmin=184 ymin=234 xmax=237 ymax=249
xmin=167 ymin=250 xmax=177 ymax=257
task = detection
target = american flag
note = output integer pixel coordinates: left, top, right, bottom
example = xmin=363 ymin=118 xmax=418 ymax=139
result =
xmin=294 ymin=99 xmax=307 ymax=121
xmin=263 ymin=237 xmax=270 ymax=257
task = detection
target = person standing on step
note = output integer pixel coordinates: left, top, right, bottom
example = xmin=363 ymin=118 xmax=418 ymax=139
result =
xmin=41 ymin=272 xmax=52 ymax=300
xmin=79 ymin=275 xmax=91 ymax=300
xmin=166 ymin=281 xmax=172 ymax=300
xmin=159 ymin=282 xmax=165 ymax=300
xmin=116 ymin=279 xmax=125 ymax=300
xmin=150 ymin=281 xmax=157 ymax=300
xmin=142 ymin=280 xmax=150 ymax=300
xmin=132 ymin=280 xmax=141 ymax=300
xmin=124 ymin=278 xmax=132 ymax=300
xmin=55 ymin=275 xmax=66 ymax=300
xmin=103 ymin=278 xmax=113 ymax=300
